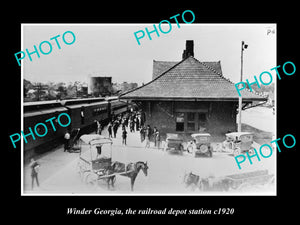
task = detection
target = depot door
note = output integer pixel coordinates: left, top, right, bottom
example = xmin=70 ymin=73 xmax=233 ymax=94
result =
xmin=186 ymin=112 xmax=207 ymax=132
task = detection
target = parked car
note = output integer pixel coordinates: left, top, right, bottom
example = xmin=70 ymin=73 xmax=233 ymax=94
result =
xmin=187 ymin=133 xmax=213 ymax=157
xmin=222 ymin=132 xmax=254 ymax=156
xmin=164 ymin=133 xmax=184 ymax=154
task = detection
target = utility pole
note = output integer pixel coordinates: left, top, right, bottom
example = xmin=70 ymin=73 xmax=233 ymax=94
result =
xmin=238 ymin=41 xmax=248 ymax=132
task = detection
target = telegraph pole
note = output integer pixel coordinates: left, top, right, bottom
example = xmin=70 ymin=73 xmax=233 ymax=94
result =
xmin=238 ymin=41 xmax=248 ymax=132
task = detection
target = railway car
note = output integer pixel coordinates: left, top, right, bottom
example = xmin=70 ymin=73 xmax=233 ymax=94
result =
xmin=23 ymin=97 xmax=128 ymax=161
xmin=64 ymin=100 xmax=110 ymax=134
xmin=23 ymin=100 xmax=69 ymax=159
xmin=111 ymin=100 xmax=129 ymax=117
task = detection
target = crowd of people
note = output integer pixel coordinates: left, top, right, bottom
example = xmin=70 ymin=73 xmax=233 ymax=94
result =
xmin=94 ymin=110 xmax=161 ymax=149
xmin=140 ymin=125 xmax=161 ymax=149
xmin=62 ymin=109 xmax=162 ymax=152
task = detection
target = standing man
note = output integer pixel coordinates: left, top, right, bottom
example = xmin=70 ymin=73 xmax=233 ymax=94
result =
xmin=122 ymin=127 xmax=127 ymax=145
xmin=94 ymin=120 xmax=98 ymax=134
xmin=30 ymin=158 xmax=40 ymax=190
xmin=145 ymin=125 xmax=152 ymax=148
xmin=64 ymin=129 xmax=71 ymax=152
xmin=96 ymin=145 xmax=102 ymax=158
xmin=107 ymin=122 xmax=113 ymax=138
xmin=153 ymin=127 xmax=158 ymax=147
xmin=129 ymin=119 xmax=134 ymax=133
xmin=140 ymin=125 xmax=146 ymax=143
xmin=113 ymin=121 xmax=118 ymax=138
xmin=135 ymin=116 xmax=140 ymax=131
xmin=96 ymin=120 xmax=102 ymax=135
xmin=124 ymin=115 xmax=128 ymax=128
xmin=155 ymin=129 xmax=161 ymax=149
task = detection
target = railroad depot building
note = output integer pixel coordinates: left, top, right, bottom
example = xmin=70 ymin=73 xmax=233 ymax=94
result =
xmin=120 ymin=41 xmax=267 ymax=140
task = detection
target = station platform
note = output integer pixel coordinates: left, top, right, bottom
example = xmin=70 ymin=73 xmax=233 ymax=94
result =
xmin=23 ymin=123 xmax=275 ymax=195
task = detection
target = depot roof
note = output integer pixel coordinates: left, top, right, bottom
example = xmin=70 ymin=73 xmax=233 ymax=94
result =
xmin=120 ymin=56 xmax=267 ymax=102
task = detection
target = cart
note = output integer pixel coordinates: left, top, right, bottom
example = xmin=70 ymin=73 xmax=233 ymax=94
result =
xmin=76 ymin=134 xmax=115 ymax=186
xmin=186 ymin=169 xmax=274 ymax=191
xmin=225 ymin=169 xmax=275 ymax=190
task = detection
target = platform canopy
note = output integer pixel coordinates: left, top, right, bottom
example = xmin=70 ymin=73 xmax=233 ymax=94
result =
xmin=120 ymin=56 xmax=267 ymax=102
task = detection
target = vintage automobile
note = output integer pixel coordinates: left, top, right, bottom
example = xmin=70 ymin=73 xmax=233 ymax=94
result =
xmin=187 ymin=133 xmax=213 ymax=157
xmin=164 ymin=133 xmax=184 ymax=154
xmin=222 ymin=132 xmax=254 ymax=156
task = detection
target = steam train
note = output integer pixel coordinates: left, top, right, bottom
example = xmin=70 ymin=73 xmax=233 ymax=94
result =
xmin=23 ymin=97 xmax=129 ymax=159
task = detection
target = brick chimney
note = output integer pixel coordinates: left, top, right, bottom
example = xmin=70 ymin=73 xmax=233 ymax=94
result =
xmin=182 ymin=40 xmax=194 ymax=59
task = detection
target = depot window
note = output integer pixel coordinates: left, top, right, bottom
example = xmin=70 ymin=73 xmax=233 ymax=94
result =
xmin=198 ymin=113 xmax=206 ymax=124
xmin=175 ymin=112 xmax=184 ymax=131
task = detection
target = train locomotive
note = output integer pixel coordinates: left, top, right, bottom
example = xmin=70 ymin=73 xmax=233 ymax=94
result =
xmin=23 ymin=97 xmax=129 ymax=160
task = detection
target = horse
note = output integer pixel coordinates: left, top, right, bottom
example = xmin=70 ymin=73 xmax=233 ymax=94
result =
xmin=183 ymin=172 xmax=200 ymax=191
xmin=106 ymin=161 xmax=148 ymax=191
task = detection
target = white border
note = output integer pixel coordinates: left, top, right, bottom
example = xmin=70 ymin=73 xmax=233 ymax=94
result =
xmin=21 ymin=24 xmax=24 ymax=196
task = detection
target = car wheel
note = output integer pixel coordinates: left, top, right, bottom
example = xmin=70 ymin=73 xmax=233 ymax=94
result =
xmin=248 ymin=148 xmax=255 ymax=155
xmin=85 ymin=173 xmax=98 ymax=186
xmin=233 ymin=148 xmax=241 ymax=156
xmin=199 ymin=144 xmax=209 ymax=153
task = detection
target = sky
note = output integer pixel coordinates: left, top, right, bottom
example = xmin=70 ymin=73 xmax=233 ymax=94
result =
xmin=22 ymin=23 xmax=276 ymax=86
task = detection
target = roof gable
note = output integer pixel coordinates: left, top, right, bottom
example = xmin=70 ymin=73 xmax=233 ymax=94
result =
xmin=121 ymin=56 xmax=266 ymax=101
xmin=152 ymin=60 xmax=223 ymax=80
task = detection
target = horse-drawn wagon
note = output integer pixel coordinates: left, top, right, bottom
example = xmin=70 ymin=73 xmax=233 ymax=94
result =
xmin=77 ymin=134 xmax=148 ymax=191
xmin=77 ymin=134 xmax=115 ymax=186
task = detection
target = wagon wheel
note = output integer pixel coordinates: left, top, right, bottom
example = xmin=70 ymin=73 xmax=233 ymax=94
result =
xmin=111 ymin=175 xmax=116 ymax=186
xmin=85 ymin=172 xmax=98 ymax=187
xmin=81 ymin=170 xmax=91 ymax=182
xmin=76 ymin=161 xmax=82 ymax=176
xmin=233 ymin=147 xmax=241 ymax=156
